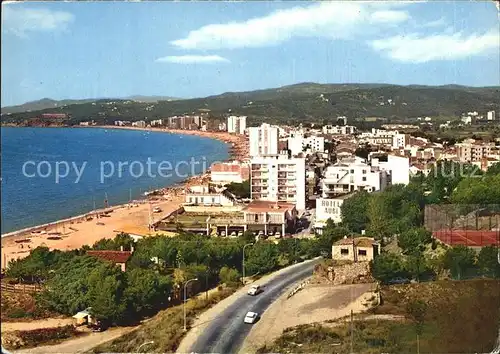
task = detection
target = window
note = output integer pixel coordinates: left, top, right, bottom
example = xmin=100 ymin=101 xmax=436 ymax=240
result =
xmin=255 ymin=214 xmax=259 ymax=222
xmin=362 ymin=170 xmax=367 ymax=174
xmin=340 ymin=248 xmax=349 ymax=255
xmin=350 ymin=169 xmax=354 ymax=173
xmin=362 ymin=177 xmax=367 ymax=181
xmin=358 ymin=249 xmax=367 ymax=256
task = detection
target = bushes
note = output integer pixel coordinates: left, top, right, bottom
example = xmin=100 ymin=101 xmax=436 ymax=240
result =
xmin=7 ymin=325 xmax=82 ymax=350
xmin=219 ymin=267 xmax=240 ymax=287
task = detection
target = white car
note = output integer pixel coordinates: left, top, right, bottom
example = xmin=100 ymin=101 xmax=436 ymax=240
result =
xmin=247 ymin=285 xmax=261 ymax=296
xmin=244 ymin=311 xmax=259 ymax=324
xmin=153 ymin=207 xmax=162 ymax=213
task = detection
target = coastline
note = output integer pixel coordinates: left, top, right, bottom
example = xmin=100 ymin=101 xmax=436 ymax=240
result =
xmin=1 ymin=126 xmax=249 ymax=269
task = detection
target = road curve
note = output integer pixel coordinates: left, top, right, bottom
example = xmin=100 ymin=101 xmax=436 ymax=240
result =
xmin=188 ymin=259 xmax=319 ymax=354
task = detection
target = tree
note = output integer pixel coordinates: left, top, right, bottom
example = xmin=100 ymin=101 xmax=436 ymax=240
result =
xmin=245 ymin=242 xmax=279 ymax=275
xmin=317 ymin=224 xmax=349 ymax=257
xmin=340 ymin=191 xmax=370 ymax=233
xmin=443 ymin=245 xmax=477 ymax=280
xmin=218 ymin=266 xmax=240 ymax=287
xmin=398 ymin=228 xmax=432 ymax=255
xmin=477 ymin=246 xmax=500 ymax=278
xmin=371 ymin=253 xmax=407 ymax=284
xmin=86 ymin=262 xmax=128 ymax=325
xmin=124 ymin=268 xmax=172 ymax=316
xmin=226 ymin=180 xmax=250 ymax=199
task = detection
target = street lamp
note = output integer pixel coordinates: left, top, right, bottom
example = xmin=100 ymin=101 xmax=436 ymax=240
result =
xmin=242 ymin=243 xmax=254 ymax=285
xmin=136 ymin=340 xmax=154 ymax=352
xmin=183 ymin=278 xmax=198 ymax=331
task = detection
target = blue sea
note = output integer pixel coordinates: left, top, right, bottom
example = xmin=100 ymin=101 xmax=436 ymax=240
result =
xmin=1 ymin=127 xmax=229 ymax=234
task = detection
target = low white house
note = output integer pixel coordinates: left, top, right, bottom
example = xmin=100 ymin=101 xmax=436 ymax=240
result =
xmin=332 ymin=236 xmax=380 ymax=262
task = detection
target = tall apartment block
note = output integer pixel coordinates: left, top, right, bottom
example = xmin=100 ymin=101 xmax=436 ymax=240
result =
xmin=250 ymin=153 xmax=306 ymax=210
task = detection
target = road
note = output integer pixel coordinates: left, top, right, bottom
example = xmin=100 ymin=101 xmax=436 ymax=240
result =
xmin=188 ymin=260 xmax=319 ymax=354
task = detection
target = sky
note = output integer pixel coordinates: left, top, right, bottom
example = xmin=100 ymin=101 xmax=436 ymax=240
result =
xmin=2 ymin=1 xmax=499 ymax=106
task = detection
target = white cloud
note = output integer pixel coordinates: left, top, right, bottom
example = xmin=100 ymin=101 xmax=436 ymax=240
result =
xmin=155 ymin=55 xmax=230 ymax=64
xmin=171 ymin=2 xmax=411 ymax=50
xmin=2 ymin=5 xmax=74 ymax=37
xmin=370 ymin=30 xmax=500 ymax=63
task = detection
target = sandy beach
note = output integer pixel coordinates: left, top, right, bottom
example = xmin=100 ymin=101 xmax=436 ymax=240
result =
xmin=1 ymin=126 xmax=248 ymax=269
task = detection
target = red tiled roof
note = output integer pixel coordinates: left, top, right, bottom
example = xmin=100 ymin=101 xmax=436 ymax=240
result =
xmin=87 ymin=250 xmax=132 ymax=264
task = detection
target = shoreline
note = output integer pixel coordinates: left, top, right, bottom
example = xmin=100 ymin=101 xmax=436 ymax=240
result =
xmin=1 ymin=126 xmax=249 ymax=269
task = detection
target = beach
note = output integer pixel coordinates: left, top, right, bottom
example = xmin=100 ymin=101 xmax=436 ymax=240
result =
xmin=1 ymin=127 xmax=249 ymax=269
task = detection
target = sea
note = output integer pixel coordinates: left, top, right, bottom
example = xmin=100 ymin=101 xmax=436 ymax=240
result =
xmin=0 ymin=127 xmax=229 ymax=234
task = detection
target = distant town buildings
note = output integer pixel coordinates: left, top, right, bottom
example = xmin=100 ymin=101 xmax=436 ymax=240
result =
xmin=322 ymin=125 xmax=357 ymax=135
xmin=132 ymin=120 xmax=146 ymax=128
xmin=227 ymin=116 xmax=247 ymax=135
xmin=487 ymin=110 xmax=496 ymax=121
xmin=249 ymin=123 xmax=280 ymax=157
xmin=287 ymin=132 xmax=325 ymax=156
xmin=456 ymin=140 xmax=495 ymax=163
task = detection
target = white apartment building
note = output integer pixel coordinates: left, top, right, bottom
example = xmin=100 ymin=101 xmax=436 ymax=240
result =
xmin=321 ymin=156 xmax=389 ymax=197
xmin=322 ymin=125 xmax=357 ymax=135
xmin=249 ymin=123 xmax=279 ymax=157
xmin=227 ymin=116 xmax=247 ymax=134
xmin=392 ymin=133 xmax=409 ymax=149
xmin=250 ymin=153 xmax=306 ymax=210
xmin=487 ymin=111 xmax=496 ymax=121
xmin=287 ymin=133 xmax=325 ymax=156
xmin=370 ymin=154 xmax=410 ymax=185
xmin=314 ymin=193 xmax=354 ymax=234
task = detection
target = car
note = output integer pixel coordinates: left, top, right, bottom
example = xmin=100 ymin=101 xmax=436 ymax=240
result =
xmin=244 ymin=311 xmax=259 ymax=324
xmin=220 ymin=231 xmax=226 ymax=237
xmin=153 ymin=207 xmax=162 ymax=213
xmin=274 ymin=232 xmax=281 ymax=238
xmin=238 ymin=231 xmax=243 ymax=236
xmin=230 ymin=231 xmax=237 ymax=237
xmin=387 ymin=277 xmax=410 ymax=285
xmin=247 ymin=285 xmax=261 ymax=296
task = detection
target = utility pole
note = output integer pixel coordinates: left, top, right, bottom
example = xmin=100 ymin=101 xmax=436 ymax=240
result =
xmin=183 ymin=278 xmax=198 ymax=331
xmin=350 ymin=309 xmax=354 ymax=353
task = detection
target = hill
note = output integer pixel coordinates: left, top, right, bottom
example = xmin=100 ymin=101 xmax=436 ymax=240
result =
xmin=1 ymin=96 xmax=181 ymax=114
xmin=1 ymin=83 xmax=499 ymax=126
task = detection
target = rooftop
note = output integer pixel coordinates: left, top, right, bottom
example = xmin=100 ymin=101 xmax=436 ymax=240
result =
xmin=334 ymin=236 xmax=378 ymax=248
xmin=243 ymin=200 xmax=296 ymax=213
xmin=87 ymin=250 xmax=133 ymax=264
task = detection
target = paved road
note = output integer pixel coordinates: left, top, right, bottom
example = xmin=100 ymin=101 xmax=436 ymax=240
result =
xmin=189 ymin=260 xmax=319 ymax=354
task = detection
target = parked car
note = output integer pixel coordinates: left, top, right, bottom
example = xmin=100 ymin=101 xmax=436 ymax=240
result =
xmin=221 ymin=231 xmax=226 ymax=237
xmin=153 ymin=207 xmax=162 ymax=213
xmin=247 ymin=285 xmax=262 ymax=296
xmin=238 ymin=231 xmax=243 ymax=236
xmin=387 ymin=277 xmax=410 ymax=285
xmin=244 ymin=311 xmax=259 ymax=324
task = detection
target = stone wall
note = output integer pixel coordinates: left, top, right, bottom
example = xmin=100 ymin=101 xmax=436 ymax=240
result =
xmin=312 ymin=261 xmax=374 ymax=285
